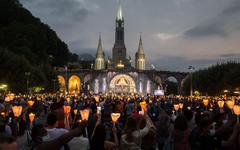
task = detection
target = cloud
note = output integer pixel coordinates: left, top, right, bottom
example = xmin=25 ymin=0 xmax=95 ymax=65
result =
xmin=184 ymin=0 xmax=240 ymax=38
xmin=147 ymin=56 xmax=216 ymax=72
xmin=20 ymin=0 xmax=99 ymax=28
xmin=155 ymin=33 xmax=179 ymax=41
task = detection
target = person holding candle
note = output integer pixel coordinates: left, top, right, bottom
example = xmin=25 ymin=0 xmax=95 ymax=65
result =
xmin=120 ymin=113 xmax=154 ymax=150
xmin=91 ymin=114 xmax=119 ymax=150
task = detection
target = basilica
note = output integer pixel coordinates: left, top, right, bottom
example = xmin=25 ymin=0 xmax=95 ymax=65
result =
xmin=57 ymin=2 xmax=187 ymax=95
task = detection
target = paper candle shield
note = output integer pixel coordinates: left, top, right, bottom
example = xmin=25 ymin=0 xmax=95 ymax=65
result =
xmin=226 ymin=100 xmax=234 ymax=109
xmin=217 ymin=101 xmax=224 ymax=109
xmin=233 ymin=105 xmax=240 ymax=116
xmin=203 ymin=99 xmax=209 ymax=106
xmin=28 ymin=100 xmax=35 ymax=107
xmin=63 ymin=106 xmax=71 ymax=114
xmin=29 ymin=113 xmax=35 ymax=122
xmin=80 ymin=109 xmax=90 ymax=121
xmin=12 ymin=106 xmax=23 ymax=117
xmin=111 ymin=113 xmax=121 ymax=122
xmin=140 ymin=101 xmax=147 ymax=111
xmin=174 ymin=104 xmax=180 ymax=111
xmin=179 ymin=103 xmax=183 ymax=109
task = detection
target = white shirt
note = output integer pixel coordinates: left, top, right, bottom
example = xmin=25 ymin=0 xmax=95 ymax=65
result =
xmin=45 ymin=128 xmax=68 ymax=141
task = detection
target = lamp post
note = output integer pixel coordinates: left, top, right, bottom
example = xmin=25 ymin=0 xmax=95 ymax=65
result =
xmin=25 ymin=72 xmax=31 ymax=94
xmin=188 ymin=66 xmax=195 ymax=99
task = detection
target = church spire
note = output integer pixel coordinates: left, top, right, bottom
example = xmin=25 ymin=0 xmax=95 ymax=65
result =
xmin=97 ymin=34 xmax=103 ymax=54
xmin=116 ymin=0 xmax=123 ymax=21
xmin=95 ymin=34 xmax=105 ymax=70
xmin=135 ymin=34 xmax=145 ymax=70
xmin=138 ymin=34 xmax=144 ymax=54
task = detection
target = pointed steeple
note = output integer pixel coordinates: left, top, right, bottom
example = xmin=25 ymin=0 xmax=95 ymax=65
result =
xmin=135 ymin=33 xmax=145 ymax=70
xmin=116 ymin=0 xmax=123 ymax=21
xmin=96 ymin=34 xmax=103 ymax=54
xmin=95 ymin=34 xmax=105 ymax=70
xmin=137 ymin=34 xmax=144 ymax=54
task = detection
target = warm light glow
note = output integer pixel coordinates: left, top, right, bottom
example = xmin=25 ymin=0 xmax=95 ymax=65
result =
xmin=226 ymin=100 xmax=235 ymax=109
xmin=117 ymin=60 xmax=124 ymax=68
xmin=140 ymin=101 xmax=147 ymax=112
xmin=111 ymin=113 xmax=121 ymax=122
xmin=66 ymin=97 xmax=71 ymax=103
xmin=68 ymin=75 xmax=81 ymax=94
xmin=217 ymin=100 xmax=224 ymax=109
xmin=28 ymin=100 xmax=35 ymax=107
xmin=203 ymin=99 xmax=209 ymax=106
xmin=1 ymin=112 xmax=5 ymax=116
xmin=174 ymin=104 xmax=180 ymax=111
xmin=233 ymin=105 xmax=240 ymax=116
xmin=5 ymin=93 xmax=14 ymax=102
xmin=97 ymin=106 xmax=101 ymax=114
xmin=63 ymin=106 xmax=71 ymax=114
xmin=179 ymin=103 xmax=183 ymax=109
xmin=74 ymin=109 xmax=78 ymax=115
xmin=29 ymin=113 xmax=35 ymax=122
xmin=80 ymin=109 xmax=90 ymax=121
xmin=94 ymin=96 xmax=100 ymax=103
xmin=12 ymin=106 xmax=23 ymax=117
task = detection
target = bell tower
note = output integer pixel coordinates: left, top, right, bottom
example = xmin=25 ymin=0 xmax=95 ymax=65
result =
xmin=112 ymin=0 xmax=130 ymax=69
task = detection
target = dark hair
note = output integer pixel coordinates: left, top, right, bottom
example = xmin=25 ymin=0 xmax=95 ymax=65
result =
xmin=183 ymin=109 xmax=193 ymax=121
xmin=47 ymin=113 xmax=58 ymax=126
xmin=0 ymin=135 xmax=16 ymax=144
xmin=31 ymin=124 xmax=47 ymax=142
xmin=124 ymin=117 xmax=137 ymax=142
xmin=174 ymin=115 xmax=188 ymax=131
xmin=199 ymin=118 xmax=211 ymax=130
xmin=91 ymin=124 xmax=106 ymax=150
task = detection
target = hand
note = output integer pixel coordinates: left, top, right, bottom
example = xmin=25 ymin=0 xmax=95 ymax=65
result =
xmin=77 ymin=120 xmax=87 ymax=129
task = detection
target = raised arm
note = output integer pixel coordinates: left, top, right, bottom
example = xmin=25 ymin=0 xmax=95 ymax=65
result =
xmin=36 ymin=121 xmax=87 ymax=150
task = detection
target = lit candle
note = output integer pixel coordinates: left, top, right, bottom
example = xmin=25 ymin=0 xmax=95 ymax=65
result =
xmin=111 ymin=113 xmax=121 ymax=123
xmin=226 ymin=100 xmax=234 ymax=110
xmin=233 ymin=105 xmax=240 ymax=123
xmin=74 ymin=109 xmax=78 ymax=115
xmin=174 ymin=104 xmax=180 ymax=111
xmin=66 ymin=97 xmax=71 ymax=103
xmin=140 ymin=101 xmax=147 ymax=112
xmin=12 ymin=106 xmax=23 ymax=117
xmin=28 ymin=100 xmax=35 ymax=107
xmin=80 ymin=109 xmax=90 ymax=121
xmin=29 ymin=113 xmax=35 ymax=122
xmin=203 ymin=99 xmax=209 ymax=107
xmin=63 ymin=106 xmax=71 ymax=114
xmin=179 ymin=103 xmax=183 ymax=109
xmin=217 ymin=100 xmax=224 ymax=109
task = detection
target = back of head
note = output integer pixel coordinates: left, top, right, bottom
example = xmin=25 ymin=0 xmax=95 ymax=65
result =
xmin=47 ymin=113 xmax=58 ymax=127
xmin=183 ymin=109 xmax=193 ymax=122
xmin=124 ymin=117 xmax=137 ymax=142
xmin=92 ymin=124 xmax=106 ymax=150
xmin=31 ymin=124 xmax=47 ymax=142
xmin=174 ymin=115 xmax=188 ymax=131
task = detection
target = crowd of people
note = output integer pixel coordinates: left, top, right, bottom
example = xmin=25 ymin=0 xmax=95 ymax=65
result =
xmin=0 ymin=93 xmax=240 ymax=150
